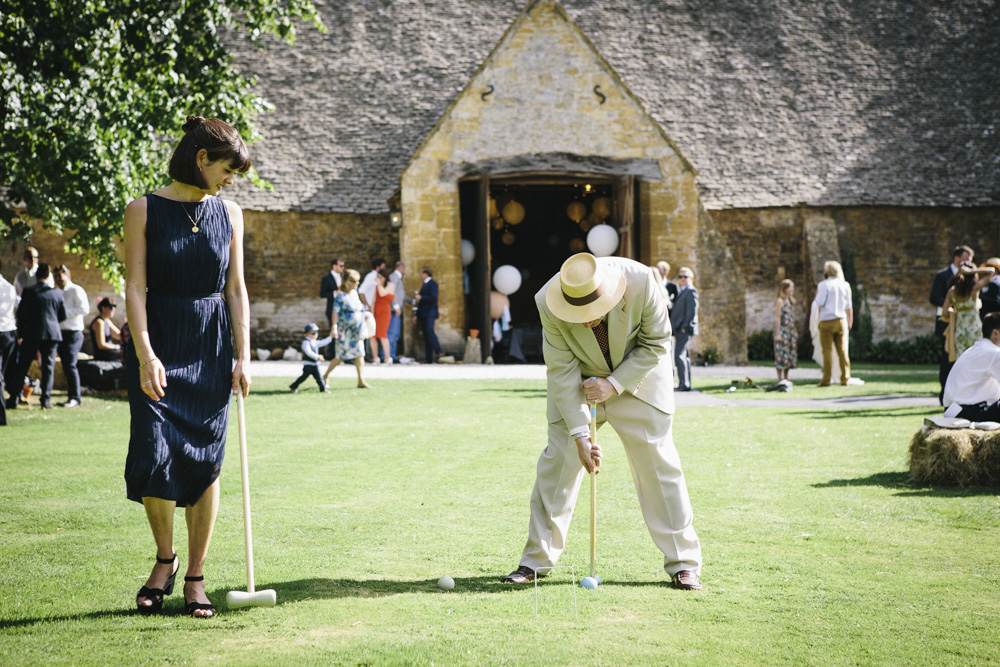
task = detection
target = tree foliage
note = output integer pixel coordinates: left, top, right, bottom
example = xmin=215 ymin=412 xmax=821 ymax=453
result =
xmin=0 ymin=0 xmax=324 ymax=282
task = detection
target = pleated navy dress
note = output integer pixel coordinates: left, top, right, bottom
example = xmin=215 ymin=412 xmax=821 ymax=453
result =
xmin=125 ymin=193 xmax=233 ymax=506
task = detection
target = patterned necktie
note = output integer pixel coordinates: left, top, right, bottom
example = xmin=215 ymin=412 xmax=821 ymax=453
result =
xmin=592 ymin=320 xmax=613 ymax=370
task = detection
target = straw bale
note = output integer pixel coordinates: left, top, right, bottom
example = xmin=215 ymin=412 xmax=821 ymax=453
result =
xmin=909 ymin=426 xmax=1000 ymax=487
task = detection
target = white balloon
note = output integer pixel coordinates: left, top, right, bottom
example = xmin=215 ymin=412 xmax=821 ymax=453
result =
xmin=493 ymin=264 xmax=522 ymax=295
xmin=461 ymin=239 xmax=475 ymax=266
xmin=587 ymin=224 xmax=619 ymax=257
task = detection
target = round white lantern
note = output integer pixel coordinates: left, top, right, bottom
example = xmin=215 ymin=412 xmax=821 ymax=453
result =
xmin=493 ymin=264 xmax=522 ymax=295
xmin=586 ymin=224 xmax=619 ymax=257
xmin=461 ymin=239 xmax=475 ymax=266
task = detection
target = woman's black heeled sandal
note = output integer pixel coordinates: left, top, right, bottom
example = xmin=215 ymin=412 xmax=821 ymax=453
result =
xmin=184 ymin=575 xmax=216 ymax=618
xmin=136 ymin=553 xmax=178 ymax=615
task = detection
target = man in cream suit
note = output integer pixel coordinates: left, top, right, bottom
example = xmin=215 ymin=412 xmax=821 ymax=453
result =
xmin=502 ymin=253 xmax=703 ymax=590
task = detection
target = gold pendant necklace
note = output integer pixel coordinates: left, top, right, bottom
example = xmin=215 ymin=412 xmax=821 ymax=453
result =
xmin=173 ymin=184 xmax=205 ymax=233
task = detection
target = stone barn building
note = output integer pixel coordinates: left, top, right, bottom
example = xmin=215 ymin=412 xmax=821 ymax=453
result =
xmin=6 ymin=0 xmax=999 ymax=362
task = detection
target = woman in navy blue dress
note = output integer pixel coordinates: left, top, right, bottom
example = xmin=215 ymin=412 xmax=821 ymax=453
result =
xmin=124 ymin=116 xmax=252 ymax=618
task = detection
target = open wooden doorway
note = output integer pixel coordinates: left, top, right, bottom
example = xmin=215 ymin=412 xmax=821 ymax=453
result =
xmin=459 ymin=173 xmax=638 ymax=363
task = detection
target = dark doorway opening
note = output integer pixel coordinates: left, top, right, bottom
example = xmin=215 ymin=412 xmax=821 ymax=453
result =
xmin=459 ymin=174 xmax=637 ymax=363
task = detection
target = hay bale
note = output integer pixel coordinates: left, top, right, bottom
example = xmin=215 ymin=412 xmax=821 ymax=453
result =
xmin=909 ymin=425 xmax=1000 ymax=486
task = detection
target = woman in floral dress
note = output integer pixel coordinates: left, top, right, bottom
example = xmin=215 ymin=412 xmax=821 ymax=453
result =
xmin=322 ymin=269 xmax=371 ymax=388
xmin=773 ymin=279 xmax=798 ymax=382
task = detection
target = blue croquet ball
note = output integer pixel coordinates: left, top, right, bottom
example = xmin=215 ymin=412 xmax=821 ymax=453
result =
xmin=580 ymin=576 xmax=598 ymax=590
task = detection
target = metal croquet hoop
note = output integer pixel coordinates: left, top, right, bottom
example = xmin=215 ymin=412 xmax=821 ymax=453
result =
xmin=533 ymin=565 xmax=578 ymax=618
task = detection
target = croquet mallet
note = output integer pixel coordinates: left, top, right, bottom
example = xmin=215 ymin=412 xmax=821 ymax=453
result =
xmin=226 ymin=392 xmax=277 ymax=609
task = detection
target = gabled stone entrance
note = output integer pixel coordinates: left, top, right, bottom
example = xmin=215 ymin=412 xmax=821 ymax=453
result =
xmin=398 ymin=0 xmax=744 ymax=360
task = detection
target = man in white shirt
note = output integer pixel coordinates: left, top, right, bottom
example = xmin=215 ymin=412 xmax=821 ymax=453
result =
xmin=53 ymin=266 xmax=90 ymax=408
xmin=813 ymin=260 xmax=854 ymax=386
xmin=13 ymin=246 xmax=39 ymax=296
xmin=943 ymin=313 xmax=1000 ymax=422
xmin=358 ymin=258 xmax=385 ymax=361
xmin=388 ymin=261 xmax=411 ymax=363
xmin=0 ymin=260 xmax=19 ymax=418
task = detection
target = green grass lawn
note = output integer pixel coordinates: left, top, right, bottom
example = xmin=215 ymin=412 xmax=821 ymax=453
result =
xmin=2 ymin=378 xmax=998 ymax=665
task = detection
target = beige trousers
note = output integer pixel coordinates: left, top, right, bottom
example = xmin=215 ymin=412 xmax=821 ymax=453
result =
xmin=819 ymin=318 xmax=850 ymax=384
xmin=519 ymin=390 xmax=702 ymax=577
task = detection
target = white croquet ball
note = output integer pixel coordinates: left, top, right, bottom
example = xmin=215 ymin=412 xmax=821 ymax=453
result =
xmin=437 ymin=575 xmax=455 ymax=590
xmin=580 ymin=576 xmax=599 ymax=590
xmin=586 ymin=224 xmax=619 ymax=257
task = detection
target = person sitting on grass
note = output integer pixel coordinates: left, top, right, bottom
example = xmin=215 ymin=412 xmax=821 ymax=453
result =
xmin=943 ymin=312 xmax=1000 ymax=422
xmin=290 ymin=323 xmax=333 ymax=393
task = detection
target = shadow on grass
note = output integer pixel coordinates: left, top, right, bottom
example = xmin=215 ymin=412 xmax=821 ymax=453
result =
xmin=231 ymin=575 xmax=673 ymax=609
xmin=814 ymin=471 xmax=1000 ymax=497
xmin=473 ymin=388 xmax=547 ymax=398
xmin=790 ymin=406 xmax=938 ymax=419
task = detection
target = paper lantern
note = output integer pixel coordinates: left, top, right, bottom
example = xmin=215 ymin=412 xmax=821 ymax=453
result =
xmin=489 ymin=197 xmax=499 ymax=219
xmin=493 ymin=265 xmax=522 ymax=295
xmin=502 ymin=231 xmax=516 ymax=245
xmin=569 ymin=237 xmax=586 ymax=253
xmin=592 ymin=197 xmax=612 ymax=219
xmin=502 ymin=200 xmax=525 ymax=225
xmin=491 ymin=216 xmax=504 ymax=230
xmin=566 ymin=201 xmax=586 ymax=223
xmin=461 ymin=239 xmax=475 ymax=266
xmin=579 ymin=219 xmax=593 ymax=232
xmin=587 ymin=224 xmax=619 ymax=257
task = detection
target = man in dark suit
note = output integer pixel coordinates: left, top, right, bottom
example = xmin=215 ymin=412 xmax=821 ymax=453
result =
xmin=669 ymin=267 xmax=698 ymax=392
xmin=320 ymin=258 xmax=344 ymax=327
xmin=320 ymin=258 xmax=344 ymax=358
xmin=414 ymin=265 xmax=442 ymax=363
xmin=7 ymin=264 xmax=66 ymax=410
xmin=930 ymin=245 xmax=973 ymax=404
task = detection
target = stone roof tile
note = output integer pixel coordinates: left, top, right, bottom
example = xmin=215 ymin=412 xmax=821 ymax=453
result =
xmin=226 ymin=0 xmax=999 ymax=212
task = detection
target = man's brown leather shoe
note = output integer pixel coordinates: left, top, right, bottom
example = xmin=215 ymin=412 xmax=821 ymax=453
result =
xmin=672 ymin=570 xmax=702 ymax=590
xmin=502 ymin=565 xmax=541 ymax=583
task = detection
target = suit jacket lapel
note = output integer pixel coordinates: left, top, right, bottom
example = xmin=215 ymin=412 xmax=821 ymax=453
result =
xmin=572 ymin=322 xmax=607 ymax=371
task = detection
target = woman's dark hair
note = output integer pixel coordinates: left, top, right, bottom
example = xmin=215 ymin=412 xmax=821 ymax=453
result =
xmin=948 ymin=262 xmax=978 ymax=300
xmin=378 ymin=268 xmax=392 ymax=283
xmin=168 ymin=116 xmax=252 ymax=188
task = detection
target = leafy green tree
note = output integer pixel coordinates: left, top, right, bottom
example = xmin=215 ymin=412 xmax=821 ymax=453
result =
xmin=0 ymin=0 xmax=324 ymax=282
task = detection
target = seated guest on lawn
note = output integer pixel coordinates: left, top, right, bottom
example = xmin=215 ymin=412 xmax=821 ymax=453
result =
xmin=289 ymin=323 xmax=333 ymax=393
xmin=943 ymin=312 xmax=1000 ymax=422
xmin=90 ymin=297 xmax=122 ymax=361
xmin=502 ymin=253 xmax=703 ymax=591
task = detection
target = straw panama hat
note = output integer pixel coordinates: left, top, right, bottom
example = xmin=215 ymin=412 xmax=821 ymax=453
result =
xmin=545 ymin=253 xmax=626 ymax=323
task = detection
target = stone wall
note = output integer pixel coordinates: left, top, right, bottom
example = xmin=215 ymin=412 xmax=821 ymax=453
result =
xmin=712 ymin=206 xmax=1000 ymax=343
xmin=242 ymin=210 xmax=400 ymax=349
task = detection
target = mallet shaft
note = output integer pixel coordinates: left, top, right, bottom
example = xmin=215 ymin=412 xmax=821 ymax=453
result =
xmin=589 ymin=403 xmax=597 ymax=579
xmin=236 ymin=392 xmax=255 ymax=594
